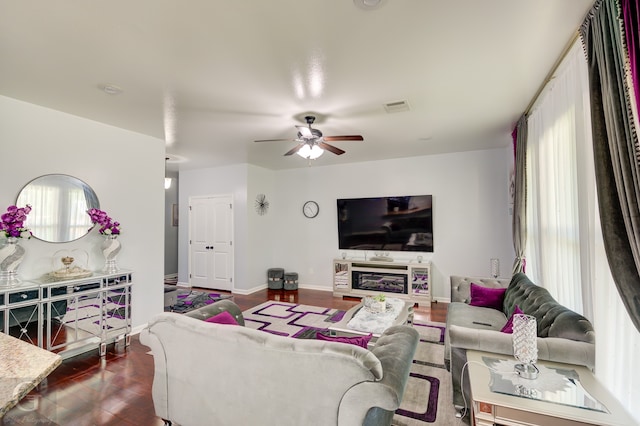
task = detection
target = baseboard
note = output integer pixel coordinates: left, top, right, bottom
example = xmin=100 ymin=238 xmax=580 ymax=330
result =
xmin=130 ymin=323 xmax=146 ymax=335
xmin=232 ymin=285 xmax=267 ymax=295
xmin=231 ymin=284 xmax=333 ymax=295
xmin=298 ymin=284 xmax=332 ymax=292
xmin=432 ymin=296 xmax=451 ymax=304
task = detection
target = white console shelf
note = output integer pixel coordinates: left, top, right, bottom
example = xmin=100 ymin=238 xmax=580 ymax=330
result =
xmin=333 ymin=259 xmax=430 ymax=306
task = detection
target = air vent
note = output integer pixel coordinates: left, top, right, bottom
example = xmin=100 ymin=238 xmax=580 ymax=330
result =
xmin=384 ymin=100 xmax=410 ymax=113
xmin=101 ymin=84 xmax=123 ymax=95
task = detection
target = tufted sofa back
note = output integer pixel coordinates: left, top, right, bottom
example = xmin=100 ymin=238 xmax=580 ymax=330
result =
xmin=503 ymin=273 xmax=595 ymax=344
xmin=450 ymin=276 xmax=510 ymax=303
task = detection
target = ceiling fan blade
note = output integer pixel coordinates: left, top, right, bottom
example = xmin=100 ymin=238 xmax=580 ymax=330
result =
xmin=323 ymin=135 xmax=363 ymax=142
xmin=255 ymin=138 xmax=297 ymax=143
xmin=296 ymin=125 xmax=313 ymax=138
xmin=318 ymin=142 xmax=345 ymax=155
xmin=284 ymin=143 xmax=304 ymax=156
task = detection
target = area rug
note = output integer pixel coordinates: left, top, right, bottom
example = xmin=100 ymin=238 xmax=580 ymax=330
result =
xmin=242 ymin=301 xmax=346 ymax=337
xmin=242 ymin=302 xmax=465 ymax=425
xmin=168 ymin=288 xmax=232 ymax=313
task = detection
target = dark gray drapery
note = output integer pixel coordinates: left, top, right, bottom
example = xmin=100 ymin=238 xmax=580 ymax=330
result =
xmin=580 ymin=0 xmax=640 ymax=333
xmin=512 ymin=115 xmax=528 ymax=275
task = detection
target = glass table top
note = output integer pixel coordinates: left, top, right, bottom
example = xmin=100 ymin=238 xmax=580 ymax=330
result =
xmin=482 ymin=356 xmax=609 ymax=414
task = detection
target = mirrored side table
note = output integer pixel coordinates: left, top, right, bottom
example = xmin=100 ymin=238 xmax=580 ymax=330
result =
xmin=467 ymin=350 xmax=636 ymax=426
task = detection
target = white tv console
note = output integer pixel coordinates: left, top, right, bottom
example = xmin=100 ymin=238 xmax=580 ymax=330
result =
xmin=332 ymin=259 xmax=431 ymax=306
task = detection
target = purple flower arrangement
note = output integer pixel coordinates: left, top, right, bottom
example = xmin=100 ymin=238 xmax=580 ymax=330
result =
xmin=87 ymin=208 xmax=121 ymax=235
xmin=0 ymin=205 xmax=32 ymax=239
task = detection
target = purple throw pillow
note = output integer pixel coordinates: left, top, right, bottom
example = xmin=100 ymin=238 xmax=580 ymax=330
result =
xmin=316 ymin=332 xmax=372 ymax=349
xmin=500 ymin=305 xmax=524 ymax=333
xmin=204 ymin=311 xmax=239 ymax=326
xmin=469 ymin=283 xmax=507 ymax=311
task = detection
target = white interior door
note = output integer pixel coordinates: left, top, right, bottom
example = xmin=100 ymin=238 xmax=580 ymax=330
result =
xmin=189 ymin=195 xmax=233 ymax=291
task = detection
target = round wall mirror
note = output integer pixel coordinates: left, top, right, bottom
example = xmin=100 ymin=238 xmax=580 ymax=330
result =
xmin=16 ymin=174 xmax=100 ymax=243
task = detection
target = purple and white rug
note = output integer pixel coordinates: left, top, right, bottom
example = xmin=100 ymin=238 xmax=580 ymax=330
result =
xmin=242 ymin=301 xmax=463 ymax=425
xmin=393 ymin=322 xmax=463 ymax=426
xmin=242 ymin=301 xmax=345 ymax=338
xmin=168 ymin=289 xmax=232 ymax=314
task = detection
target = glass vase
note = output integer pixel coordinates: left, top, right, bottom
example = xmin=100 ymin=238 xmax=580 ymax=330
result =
xmin=0 ymin=237 xmax=26 ymax=287
xmin=101 ymin=234 xmax=121 ymax=274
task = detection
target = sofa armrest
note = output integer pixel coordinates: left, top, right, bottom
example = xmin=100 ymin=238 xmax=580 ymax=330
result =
xmin=449 ymin=324 xmax=514 ymax=356
xmin=183 ymin=299 xmax=245 ymax=326
xmin=139 ymin=322 xmax=170 ymax=420
xmin=449 ymin=324 xmax=595 ymax=369
xmin=339 ymin=325 xmax=419 ymax=426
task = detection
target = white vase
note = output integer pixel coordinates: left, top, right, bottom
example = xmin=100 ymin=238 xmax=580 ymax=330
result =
xmin=373 ymin=300 xmax=386 ymax=313
xmin=0 ymin=237 xmax=26 ymax=287
xmin=101 ymin=234 xmax=121 ymax=274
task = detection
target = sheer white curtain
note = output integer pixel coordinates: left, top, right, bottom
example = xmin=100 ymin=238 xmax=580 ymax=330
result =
xmin=525 ymin=39 xmax=640 ymax=421
xmin=525 ymin=40 xmax=592 ymax=315
xmin=593 ymin=212 xmax=640 ymax=419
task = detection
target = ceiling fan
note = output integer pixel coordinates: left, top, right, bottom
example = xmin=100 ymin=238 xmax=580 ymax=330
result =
xmin=255 ymin=115 xmax=363 ymax=159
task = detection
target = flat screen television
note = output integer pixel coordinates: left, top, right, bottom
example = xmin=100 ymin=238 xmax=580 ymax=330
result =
xmin=337 ymin=195 xmax=433 ymax=252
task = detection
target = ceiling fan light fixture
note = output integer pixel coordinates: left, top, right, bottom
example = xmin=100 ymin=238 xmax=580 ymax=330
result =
xmin=353 ymin=0 xmax=386 ymax=10
xmin=296 ymin=144 xmax=324 ymax=160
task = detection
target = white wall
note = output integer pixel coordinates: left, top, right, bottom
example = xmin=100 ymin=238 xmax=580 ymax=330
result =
xmin=271 ymin=149 xmax=514 ymax=300
xmin=246 ymin=164 xmax=276 ymax=292
xmin=0 ymin=95 xmax=165 ymax=328
xmin=178 ymin=147 xmax=514 ymax=300
xmin=178 ymin=164 xmax=279 ymax=294
xmin=178 ymin=164 xmax=253 ymax=290
xmin=164 ymin=170 xmax=179 ymax=275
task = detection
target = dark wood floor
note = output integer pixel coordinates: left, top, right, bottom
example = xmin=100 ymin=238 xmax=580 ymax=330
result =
xmin=3 ymin=288 xmax=447 ymax=425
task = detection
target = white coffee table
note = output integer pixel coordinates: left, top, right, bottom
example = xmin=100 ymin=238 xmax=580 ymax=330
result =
xmin=328 ymin=298 xmax=414 ymax=346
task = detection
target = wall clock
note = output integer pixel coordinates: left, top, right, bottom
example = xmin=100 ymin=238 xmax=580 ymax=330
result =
xmin=303 ymin=200 xmax=319 ymax=218
xmin=255 ymin=193 xmax=269 ymax=215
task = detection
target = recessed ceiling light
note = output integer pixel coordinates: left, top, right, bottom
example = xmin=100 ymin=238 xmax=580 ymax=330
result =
xmin=353 ymin=0 xmax=386 ymax=10
xmin=101 ymin=84 xmax=123 ymax=95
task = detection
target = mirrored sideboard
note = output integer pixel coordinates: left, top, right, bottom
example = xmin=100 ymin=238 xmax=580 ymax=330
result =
xmin=0 ymin=270 xmax=133 ymax=359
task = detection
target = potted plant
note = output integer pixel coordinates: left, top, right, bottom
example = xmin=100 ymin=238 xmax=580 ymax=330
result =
xmin=373 ymin=294 xmax=386 ymax=313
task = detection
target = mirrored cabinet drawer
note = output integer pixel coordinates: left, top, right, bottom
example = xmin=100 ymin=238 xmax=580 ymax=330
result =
xmin=8 ymin=288 xmax=40 ymax=304
xmin=106 ymin=273 xmax=132 ymax=287
xmin=43 ymin=285 xmax=70 ymax=299
xmin=71 ymin=281 xmax=101 ymax=293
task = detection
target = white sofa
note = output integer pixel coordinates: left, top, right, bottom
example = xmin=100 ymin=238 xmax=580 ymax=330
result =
xmin=140 ymin=308 xmax=418 ymax=426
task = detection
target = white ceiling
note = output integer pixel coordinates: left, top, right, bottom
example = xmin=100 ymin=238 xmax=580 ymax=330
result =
xmin=0 ymin=0 xmax=594 ymax=171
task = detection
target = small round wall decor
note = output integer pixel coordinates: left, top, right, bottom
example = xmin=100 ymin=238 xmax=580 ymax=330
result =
xmin=303 ymin=200 xmax=319 ymax=218
xmin=255 ymin=193 xmax=269 ymax=215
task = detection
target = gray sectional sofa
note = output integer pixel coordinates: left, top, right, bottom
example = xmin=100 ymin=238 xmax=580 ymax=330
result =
xmin=445 ymin=273 xmax=596 ymax=413
xmin=141 ymin=300 xmax=419 ymax=426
